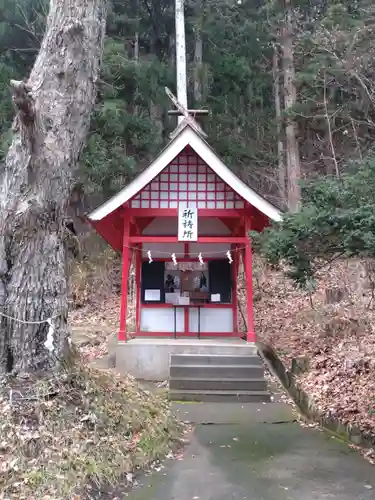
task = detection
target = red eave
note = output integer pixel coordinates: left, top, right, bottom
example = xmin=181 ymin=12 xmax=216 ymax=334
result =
xmin=88 ymin=205 xmax=271 ymax=253
xmin=88 ymin=209 xmax=123 ymax=252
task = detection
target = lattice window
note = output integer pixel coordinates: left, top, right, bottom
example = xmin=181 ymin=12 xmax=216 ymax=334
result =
xmin=130 ymin=147 xmax=245 ymax=209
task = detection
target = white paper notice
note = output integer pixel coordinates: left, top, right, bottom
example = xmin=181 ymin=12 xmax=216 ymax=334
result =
xmin=165 ymin=292 xmax=179 ymax=304
xmin=178 ymin=295 xmax=190 ymax=305
xmin=145 ymin=289 xmax=161 ymax=301
xmin=211 ymin=294 xmax=221 ymax=302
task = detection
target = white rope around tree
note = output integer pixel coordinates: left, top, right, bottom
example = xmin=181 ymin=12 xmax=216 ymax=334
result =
xmin=0 ymin=311 xmax=62 ymax=353
xmin=0 ymin=311 xmax=60 ymax=324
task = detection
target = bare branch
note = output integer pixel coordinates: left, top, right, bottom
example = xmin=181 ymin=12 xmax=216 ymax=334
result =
xmin=323 ymin=71 xmax=339 ymax=178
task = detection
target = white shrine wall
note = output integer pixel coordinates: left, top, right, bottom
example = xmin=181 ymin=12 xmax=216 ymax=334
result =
xmin=189 ymin=308 xmax=233 ymax=333
xmin=140 ymin=307 xmax=184 ymax=333
xmin=140 ymin=307 xmax=233 ymax=334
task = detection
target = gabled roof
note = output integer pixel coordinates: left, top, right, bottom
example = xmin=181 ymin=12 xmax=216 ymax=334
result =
xmin=88 ymin=124 xmax=282 ymax=222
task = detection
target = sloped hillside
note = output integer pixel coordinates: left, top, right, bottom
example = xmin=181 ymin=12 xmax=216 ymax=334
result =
xmin=0 ymin=364 xmax=184 ymax=499
xmin=252 ymin=257 xmax=375 ymax=436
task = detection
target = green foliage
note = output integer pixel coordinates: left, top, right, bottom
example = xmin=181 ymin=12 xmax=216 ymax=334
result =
xmin=0 ymin=0 xmax=375 ymax=212
xmin=254 ymin=154 xmax=375 ymax=285
xmin=0 ymin=61 xmax=16 ymax=161
xmin=1 ymin=0 xmax=375 ymax=307
xmin=0 ymin=0 xmax=279 ymax=200
xmin=0 ymin=0 xmax=47 ymax=161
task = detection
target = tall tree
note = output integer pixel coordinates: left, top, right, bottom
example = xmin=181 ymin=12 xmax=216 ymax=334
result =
xmin=281 ymin=0 xmax=300 ymax=212
xmin=0 ymin=0 xmax=107 ymax=374
xmin=193 ymin=0 xmax=204 ymax=104
xmin=272 ymin=42 xmax=285 ymax=205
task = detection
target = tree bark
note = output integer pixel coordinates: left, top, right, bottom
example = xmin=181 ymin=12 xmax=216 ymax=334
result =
xmin=133 ymin=31 xmax=139 ymax=116
xmin=0 ymin=0 xmax=107 ymax=375
xmin=272 ymin=43 xmax=286 ymax=206
xmin=193 ymin=1 xmax=203 ymax=104
xmin=281 ymin=0 xmax=301 ymax=212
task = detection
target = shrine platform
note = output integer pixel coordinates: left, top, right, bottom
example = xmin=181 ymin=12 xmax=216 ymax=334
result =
xmin=115 ymin=338 xmax=258 ymax=381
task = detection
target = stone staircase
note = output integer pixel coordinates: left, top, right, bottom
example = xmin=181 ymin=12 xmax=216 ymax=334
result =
xmin=169 ymin=353 xmax=270 ymax=402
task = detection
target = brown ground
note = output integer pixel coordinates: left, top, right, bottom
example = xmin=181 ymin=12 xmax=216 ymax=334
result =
xmin=252 ymin=258 xmax=375 ymax=438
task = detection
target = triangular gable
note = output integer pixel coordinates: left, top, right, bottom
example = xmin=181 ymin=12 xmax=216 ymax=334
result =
xmin=130 ymin=147 xmax=247 ymax=210
xmin=88 ymin=125 xmax=282 ymax=222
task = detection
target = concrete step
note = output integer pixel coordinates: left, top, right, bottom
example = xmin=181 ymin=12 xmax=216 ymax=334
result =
xmin=169 ymin=390 xmax=271 ymax=403
xmin=169 ymin=377 xmax=268 ymax=391
xmin=170 ymin=354 xmax=262 ymax=366
xmin=170 ymin=364 xmax=264 ymax=379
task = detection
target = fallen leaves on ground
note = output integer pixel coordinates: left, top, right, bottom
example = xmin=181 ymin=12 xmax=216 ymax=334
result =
xmin=0 ymin=364 xmax=184 ymax=499
xmin=250 ymin=257 xmax=375 ymax=443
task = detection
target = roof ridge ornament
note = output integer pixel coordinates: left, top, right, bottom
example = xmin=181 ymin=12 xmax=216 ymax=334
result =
xmin=165 ymin=87 xmax=208 ymax=139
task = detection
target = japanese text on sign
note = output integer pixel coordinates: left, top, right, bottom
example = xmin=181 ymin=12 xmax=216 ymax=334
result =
xmin=178 ymin=207 xmax=198 ymax=241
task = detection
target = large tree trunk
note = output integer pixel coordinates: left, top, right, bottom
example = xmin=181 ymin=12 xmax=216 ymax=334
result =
xmin=272 ymin=43 xmax=285 ymax=206
xmin=281 ymin=0 xmax=301 ymax=212
xmin=0 ymin=0 xmax=107 ymax=375
xmin=133 ymin=31 xmax=139 ymax=116
xmin=193 ymin=1 xmax=203 ymax=104
xmin=193 ymin=27 xmax=203 ymax=103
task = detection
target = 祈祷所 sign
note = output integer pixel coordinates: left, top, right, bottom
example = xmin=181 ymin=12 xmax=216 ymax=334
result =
xmin=178 ymin=207 xmax=198 ymax=241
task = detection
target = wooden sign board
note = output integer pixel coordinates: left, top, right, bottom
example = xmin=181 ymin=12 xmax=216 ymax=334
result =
xmin=178 ymin=207 xmax=198 ymax=241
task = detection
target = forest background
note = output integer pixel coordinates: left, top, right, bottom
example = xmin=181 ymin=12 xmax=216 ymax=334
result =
xmin=2 ymin=0 xmax=374 ymax=216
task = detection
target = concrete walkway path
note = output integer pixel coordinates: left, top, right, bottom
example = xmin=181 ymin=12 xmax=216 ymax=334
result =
xmin=126 ymin=402 xmax=374 ymax=500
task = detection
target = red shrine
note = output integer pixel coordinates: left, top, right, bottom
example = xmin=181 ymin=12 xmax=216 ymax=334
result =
xmin=87 ymin=122 xmax=281 ymax=342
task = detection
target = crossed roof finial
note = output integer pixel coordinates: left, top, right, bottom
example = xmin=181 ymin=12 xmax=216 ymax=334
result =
xmin=165 ymin=86 xmax=208 ymax=139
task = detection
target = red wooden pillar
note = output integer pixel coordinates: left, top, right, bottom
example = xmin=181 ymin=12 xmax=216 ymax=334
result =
xmin=244 ymin=219 xmax=255 ymax=342
xmin=231 ymin=244 xmax=238 ymax=334
xmin=135 ymin=243 xmax=142 ymax=336
xmin=118 ymin=212 xmax=130 ymax=342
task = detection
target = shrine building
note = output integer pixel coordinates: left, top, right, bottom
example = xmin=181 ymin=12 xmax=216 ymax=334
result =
xmin=87 ymin=119 xmax=281 ymax=380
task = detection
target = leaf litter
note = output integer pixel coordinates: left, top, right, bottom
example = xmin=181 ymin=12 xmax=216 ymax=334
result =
xmin=0 ymin=362 xmax=185 ymax=499
xmin=247 ymin=257 xmax=375 ymax=464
